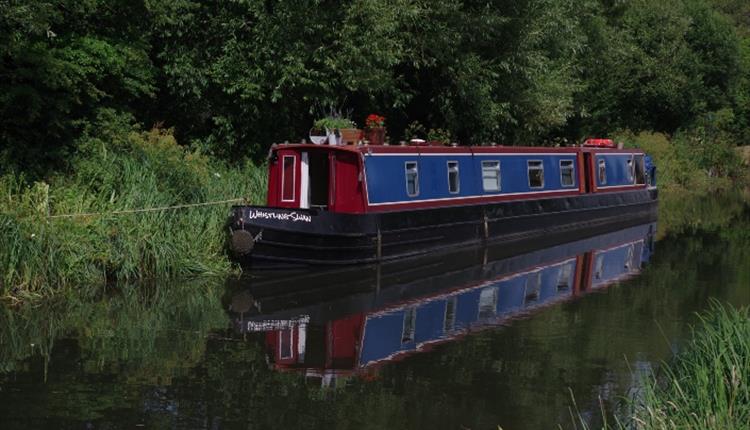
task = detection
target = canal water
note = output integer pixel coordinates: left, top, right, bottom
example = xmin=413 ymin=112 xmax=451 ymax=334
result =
xmin=1 ymin=194 xmax=748 ymax=430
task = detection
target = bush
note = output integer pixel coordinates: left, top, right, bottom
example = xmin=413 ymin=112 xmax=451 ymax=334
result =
xmin=617 ymin=128 xmax=745 ymax=193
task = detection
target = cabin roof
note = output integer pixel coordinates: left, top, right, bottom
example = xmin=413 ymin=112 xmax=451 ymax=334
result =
xmin=270 ymin=143 xmax=644 ymax=155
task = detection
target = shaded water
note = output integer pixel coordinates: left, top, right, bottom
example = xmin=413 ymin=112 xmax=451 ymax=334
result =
xmin=1 ymin=194 xmax=748 ymax=430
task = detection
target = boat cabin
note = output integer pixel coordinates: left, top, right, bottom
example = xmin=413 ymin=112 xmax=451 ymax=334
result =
xmin=266 ymin=142 xmax=654 ymax=214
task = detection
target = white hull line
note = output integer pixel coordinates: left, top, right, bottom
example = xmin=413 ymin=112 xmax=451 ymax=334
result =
xmin=368 ymin=189 xmax=578 ymax=206
xmin=368 ymin=152 xmax=581 ymax=157
xmin=596 ymin=184 xmax=644 ymax=190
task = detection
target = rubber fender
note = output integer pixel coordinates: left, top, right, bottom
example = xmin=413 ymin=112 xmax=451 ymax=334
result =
xmin=231 ymin=229 xmax=255 ymax=255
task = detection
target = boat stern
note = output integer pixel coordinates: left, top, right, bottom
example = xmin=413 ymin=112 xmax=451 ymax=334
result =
xmin=229 ymin=205 xmax=378 ymax=267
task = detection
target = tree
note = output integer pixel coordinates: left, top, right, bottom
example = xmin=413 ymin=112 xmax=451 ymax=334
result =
xmin=0 ymin=0 xmax=155 ymax=175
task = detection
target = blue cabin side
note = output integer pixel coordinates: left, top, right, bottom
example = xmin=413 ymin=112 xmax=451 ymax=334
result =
xmin=590 ymin=241 xmax=646 ymax=288
xmin=362 ymin=149 xmax=651 ymax=209
xmin=357 ymin=233 xmax=653 ymax=367
xmin=594 ymin=153 xmax=649 ymax=189
xmin=363 ymin=152 xmax=581 ymax=206
xmin=357 ymin=259 xmax=577 ymax=367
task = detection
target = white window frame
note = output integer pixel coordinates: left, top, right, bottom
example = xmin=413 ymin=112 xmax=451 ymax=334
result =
xmin=405 ymin=161 xmax=419 ymax=197
xmin=402 ymin=307 xmax=416 ymax=344
xmin=627 ymin=156 xmax=634 ymax=183
xmin=281 ymin=155 xmax=296 ymax=202
xmin=634 ymin=154 xmax=646 ymax=185
xmin=444 ymin=296 xmax=457 ymax=332
xmin=625 ymin=244 xmax=635 ymax=270
xmin=557 ymin=262 xmax=574 ymax=290
xmin=481 ymin=160 xmax=501 ymax=192
xmin=594 ymin=255 xmax=604 ymax=280
xmin=447 ymin=161 xmax=460 ymax=194
xmin=525 ymin=271 xmax=542 ymax=303
xmin=527 ymin=160 xmax=545 ymax=189
xmin=598 ymin=159 xmax=607 ymax=185
xmin=478 ymin=287 xmax=498 ymax=318
xmin=559 ymin=159 xmax=576 ymax=188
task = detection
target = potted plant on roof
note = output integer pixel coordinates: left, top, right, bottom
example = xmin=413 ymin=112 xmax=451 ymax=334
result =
xmin=365 ymin=114 xmax=386 ymax=145
xmin=314 ymin=116 xmax=358 ymax=145
xmin=427 ymin=128 xmax=452 ymax=146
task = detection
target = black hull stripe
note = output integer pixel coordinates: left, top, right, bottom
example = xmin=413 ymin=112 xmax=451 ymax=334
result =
xmin=230 ymin=190 xmax=657 ymax=266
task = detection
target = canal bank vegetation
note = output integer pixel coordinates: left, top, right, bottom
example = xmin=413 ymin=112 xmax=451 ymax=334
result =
xmin=618 ymin=127 xmax=749 ymax=195
xmin=1 ymin=110 xmax=266 ymax=301
xmin=2 ymin=0 xmax=750 ymax=298
xmin=0 ymin=278 xmax=228 ymax=380
xmin=569 ymin=302 xmax=750 ymax=430
xmin=627 ymin=302 xmax=750 ymax=429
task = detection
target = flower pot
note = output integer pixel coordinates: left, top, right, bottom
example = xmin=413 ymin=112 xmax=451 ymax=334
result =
xmin=309 ymin=127 xmax=327 ymax=145
xmin=325 ymin=128 xmax=342 ymax=145
xmin=366 ymin=127 xmax=385 ymax=145
xmin=339 ymin=128 xmax=362 ymax=145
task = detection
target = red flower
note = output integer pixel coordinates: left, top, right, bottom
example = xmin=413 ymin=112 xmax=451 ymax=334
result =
xmin=365 ymin=114 xmax=385 ymax=129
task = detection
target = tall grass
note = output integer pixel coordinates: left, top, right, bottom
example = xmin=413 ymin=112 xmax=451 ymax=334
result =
xmin=1 ymin=110 xmax=267 ymax=300
xmin=629 ymin=302 xmax=750 ymax=429
xmin=568 ymin=302 xmax=750 ymax=430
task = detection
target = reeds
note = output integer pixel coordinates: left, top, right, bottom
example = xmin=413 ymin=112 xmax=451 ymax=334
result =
xmin=568 ymin=301 xmax=750 ymax=430
xmin=1 ymin=123 xmax=267 ymax=300
xmin=627 ymin=301 xmax=750 ymax=430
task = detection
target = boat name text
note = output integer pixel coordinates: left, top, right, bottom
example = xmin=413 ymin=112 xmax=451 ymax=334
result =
xmin=247 ymin=209 xmax=312 ymax=223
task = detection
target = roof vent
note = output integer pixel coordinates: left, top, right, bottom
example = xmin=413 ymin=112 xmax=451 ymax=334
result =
xmin=583 ymin=138 xmax=615 ymax=148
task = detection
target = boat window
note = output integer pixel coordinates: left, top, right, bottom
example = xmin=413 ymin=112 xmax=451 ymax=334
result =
xmin=557 ymin=262 xmax=574 ymax=291
xmin=478 ymin=287 xmax=498 ymax=319
xmin=481 ymin=160 xmax=501 ymax=191
xmin=560 ymin=159 xmax=575 ymax=187
xmin=281 ymin=155 xmax=296 ymax=202
xmin=279 ymin=328 xmax=293 ymax=359
xmin=402 ymin=307 xmax=416 ymax=343
xmin=627 ymin=157 xmax=634 ymax=183
xmin=525 ymin=272 xmax=541 ymax=303
xmin=594 ymin=255 xmax=604 ymax=280
xmin=444 ymin=297 xmax=457 ymax=332
xmin=447 ymin=161 xmax=460 ymax=194
xmin=527 ymin=160 xmax=544 ymax=189
xmin=634 ymin=154 xmax=646 ymax=184
xmin=405 ymin=161 xmax=419 ymax=197
xmin=624 ymin=244 xmax=635 ymax=271
xmin=598 ymin=159 xmax=607 ymax=185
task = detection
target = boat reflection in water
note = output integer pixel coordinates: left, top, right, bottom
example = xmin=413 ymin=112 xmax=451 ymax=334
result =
xmin=227 ymin=222 xmax=656 ymax=386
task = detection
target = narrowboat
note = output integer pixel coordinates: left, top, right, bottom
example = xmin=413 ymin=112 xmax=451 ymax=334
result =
xmin=229 ymin=138 xmax=657 ymax=267
xmin=228 ymin=222 xmax=656 ymax=382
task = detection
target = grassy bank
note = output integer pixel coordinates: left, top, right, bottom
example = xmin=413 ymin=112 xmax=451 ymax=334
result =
xmin=627 ymin=302 xmax=750 ymax=429
xmin=571 ymin=302 xmax=750 ymax=429
xmin=1 ymin=111 xmax=266 ymax=301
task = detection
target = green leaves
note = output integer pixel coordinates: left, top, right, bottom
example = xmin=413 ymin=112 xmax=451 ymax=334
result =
xmin=0 ymin=1 xmax=157 ymax=175
xmin=2 ymin=0 xmax=749 ymax=171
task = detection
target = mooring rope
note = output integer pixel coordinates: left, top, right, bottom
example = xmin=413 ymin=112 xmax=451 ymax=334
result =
xmin=44 ymin=197 xmax=248 ymax=219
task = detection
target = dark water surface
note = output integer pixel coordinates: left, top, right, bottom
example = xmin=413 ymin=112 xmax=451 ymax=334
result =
xmin=1 ymin=196 xmax=749 ymax=430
